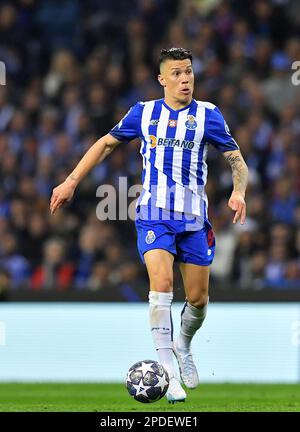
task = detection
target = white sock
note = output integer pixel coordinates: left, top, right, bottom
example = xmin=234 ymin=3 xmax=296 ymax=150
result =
xmin=177 ymin=299 xmax=208 ymax=350
xmin=149 ymin=291 xmax=176 ymax=378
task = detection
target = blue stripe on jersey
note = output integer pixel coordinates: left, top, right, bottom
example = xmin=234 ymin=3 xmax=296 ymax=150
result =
xmin=181 ymin=101 xmax=198 ymax=186
xmin=137 ymin=103 xmax=145 ymax=143
xmin=203 ymin=199 xmax=208 ymax=221
xmin=140 ymin=106 xmax=148 ymax=158
xmin=138 ymin=104 xmax=147 ymax=185
xmin=148 ymin=100 xmax=163 ymax=212
xmin=164 ymin=110 xmax=179 ymax=214
xmin=196 ymin=107 xmax=209 ymax=186
xmin=141 ymin=167 xmax=145 ymax=185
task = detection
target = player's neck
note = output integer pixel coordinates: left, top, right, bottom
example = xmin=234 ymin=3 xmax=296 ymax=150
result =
xmin=163 ymin=95 xmax=193 ymax=111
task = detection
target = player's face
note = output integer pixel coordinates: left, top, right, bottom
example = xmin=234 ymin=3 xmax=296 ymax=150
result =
xmin=158 ymin=59 xmax=194 ymax=105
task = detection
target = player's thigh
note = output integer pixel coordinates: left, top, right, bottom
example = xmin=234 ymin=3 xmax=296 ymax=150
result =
xmin=179 ymin=262 xmax=210 ymax=308
xmin=144 ymin=249 xmax=174 ymax=292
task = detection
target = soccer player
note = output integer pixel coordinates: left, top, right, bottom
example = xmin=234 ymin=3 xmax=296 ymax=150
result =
xmin=50 ymin=48 xmax=248 ymax=403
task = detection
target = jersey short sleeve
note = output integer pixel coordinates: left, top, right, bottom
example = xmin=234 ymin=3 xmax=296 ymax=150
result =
xmin=204 ymin=106 xmax=239 ymax=152
xmin=109 ymin=102 xmax=142 ymax=143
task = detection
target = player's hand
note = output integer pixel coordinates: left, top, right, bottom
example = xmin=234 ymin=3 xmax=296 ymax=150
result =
xmin=50 ymin=179 xmax=76 ymax=214
xmin=228 ymin=191 xmax=246 ymax=225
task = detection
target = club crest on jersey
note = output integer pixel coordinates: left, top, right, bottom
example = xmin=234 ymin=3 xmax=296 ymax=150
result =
xmin=145 ymin=230 xmax=156 ymax=244
xmin=168 ymin=119 xmax=177 ymax=127
xmin=185 ymin=115 xmax=197 ymax=130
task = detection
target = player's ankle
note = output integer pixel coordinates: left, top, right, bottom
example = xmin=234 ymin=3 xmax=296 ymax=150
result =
xmin=175 ymin=335 xmax=191 ymax=351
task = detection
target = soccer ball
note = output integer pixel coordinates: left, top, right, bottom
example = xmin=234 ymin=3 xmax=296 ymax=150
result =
xmin=126 ymin=360 xmax=169 ymax=403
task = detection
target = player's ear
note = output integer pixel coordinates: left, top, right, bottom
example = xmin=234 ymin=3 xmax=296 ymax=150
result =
xmin=158 ymin=74 xmax=166 ymax=87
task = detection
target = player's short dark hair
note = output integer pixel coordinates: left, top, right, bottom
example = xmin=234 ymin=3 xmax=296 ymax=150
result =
xmin=159 ymin=48 xmax=193 ymax=68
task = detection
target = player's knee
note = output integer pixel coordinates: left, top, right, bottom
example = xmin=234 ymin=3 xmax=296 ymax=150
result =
xmin=187 ymin=293 xmax=208 ymax=309
xmin=150 ymin=274 xmax=173 ymax=292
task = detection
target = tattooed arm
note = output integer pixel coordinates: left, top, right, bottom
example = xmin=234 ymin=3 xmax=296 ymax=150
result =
xmin=223 ymin=149 xmax=248 ymax=225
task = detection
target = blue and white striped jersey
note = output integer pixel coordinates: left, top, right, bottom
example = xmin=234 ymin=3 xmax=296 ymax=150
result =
xmin=109 ymin=98 xmax=239 ymax=218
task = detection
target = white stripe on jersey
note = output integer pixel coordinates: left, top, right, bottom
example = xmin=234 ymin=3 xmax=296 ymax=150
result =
xmin=202 ymin=143 xmax=209 ymax=186
xmin=172 ymin=109 xmax=191 ymax=185
xmin=174 ymin=183 xmax=185 ymax=213
xmin=201 ymin=140 xmax=209 ymax=217
xmin=191 ymin=103 xmax=204 ymax=217
xmin=189 ymin=102 xmax=205 ymax=196
xmin=199 ymin=101 xmax=216 ymax=110
xmin=140 ymin=100 xmax=155 ymax=196
xmin=154 ymin=105 xmax=170 ymax=208
xmin=172 ymin=108 xmax=193 ymax=213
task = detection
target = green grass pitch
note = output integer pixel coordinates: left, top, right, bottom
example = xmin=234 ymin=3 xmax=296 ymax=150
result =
xmin=0 ymin=383 xmax=300 ymax=412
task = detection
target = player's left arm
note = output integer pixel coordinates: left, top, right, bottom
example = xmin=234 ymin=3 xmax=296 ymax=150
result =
xmin=223 ymin=149 xmax=248 ymax=225
xmin=204 ymin=105 xmax=249 ymax=224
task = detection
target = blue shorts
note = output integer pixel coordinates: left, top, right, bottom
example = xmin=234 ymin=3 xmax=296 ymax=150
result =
xmin=135 ymin=206 xmax=216 ymax=266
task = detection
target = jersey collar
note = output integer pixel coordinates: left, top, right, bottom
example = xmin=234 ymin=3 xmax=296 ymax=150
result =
xmin=162 ymin=98 xmax=196 ymax=113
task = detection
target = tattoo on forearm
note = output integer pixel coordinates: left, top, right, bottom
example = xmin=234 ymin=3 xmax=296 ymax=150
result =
xmin=224 ymin=155 xmax=241 ymax=167
xmin=224 ymin=152 xmax=248 ymax=193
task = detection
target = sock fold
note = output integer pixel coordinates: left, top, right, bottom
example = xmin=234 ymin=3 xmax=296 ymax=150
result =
xmin=177 ymin=298 xmax=209 ymax=349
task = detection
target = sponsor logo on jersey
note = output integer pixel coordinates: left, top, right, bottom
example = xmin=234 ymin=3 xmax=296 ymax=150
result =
xmin=150 ymin=119 xmax=160 ymax=125
xmin=145 ymin=230 xmax=156 ymax=244
xmin=185 ymin=114 xmax=197 ymax=130
xmin=168 ymin=119 xmax=177 ymax=127
xmin=149 ymin=136 xmax=195 ymax=150
xmin=149 ymin=135 xmax=157 ymax=148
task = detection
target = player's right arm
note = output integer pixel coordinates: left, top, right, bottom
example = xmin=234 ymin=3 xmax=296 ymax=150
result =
xmin=50 ymin=134 xmax=121 ymax=214
xmin=50 ymin=102 xmax=142 ymax=214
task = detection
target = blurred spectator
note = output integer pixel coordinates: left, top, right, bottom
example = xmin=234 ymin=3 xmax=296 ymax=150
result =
xmin=262 ymin=52 xmax=300 ymax=115
xmin=249 ymin=251 xmax=267 ymax=290
xmin=0 ymin=233 xmax=30 ymax=288
xmin=210 ymin=200 xmax=237 ymax=283
xmin=0 ymin=268 xmax=11 ymax=298
xmin=117 ymin=261 xmax=145 ymax=301
xmin=232 ymin=229 xmax=257 ymax=289
xmin=22 ymin=212 xmax=49 ymax=267
xmin=73 ymin=226 xmax=104 ymax=289
xmin=264 ymin=243 xmax=289 ymax=288
xmin=87 ymin=261 xmax=114 ymax=291
xmin=271 ymin=177 xmax=298 ymax=224
xmin=31 ymin=238 xmax=74 ymax=290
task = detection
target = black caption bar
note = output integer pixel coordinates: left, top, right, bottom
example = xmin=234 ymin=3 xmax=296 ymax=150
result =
xmin=0 ymin=412 xmax=298 ymax=431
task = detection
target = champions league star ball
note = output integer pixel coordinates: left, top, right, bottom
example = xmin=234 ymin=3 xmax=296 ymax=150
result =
xmin=126 ymin=360 xmax=169 ymax=403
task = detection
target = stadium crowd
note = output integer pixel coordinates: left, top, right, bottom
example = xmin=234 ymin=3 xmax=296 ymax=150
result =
xmin=0 ymin=0 xmax=300 ymax=298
